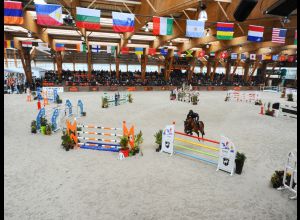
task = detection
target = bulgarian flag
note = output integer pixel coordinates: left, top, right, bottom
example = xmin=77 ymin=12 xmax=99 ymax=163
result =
xmin=76 ymin=43 xmax=87 ymax=52
xmin=76 ymin=7 xmax=101 ymax=30
xmin=153 ymin=16 xmax=173 ymax=35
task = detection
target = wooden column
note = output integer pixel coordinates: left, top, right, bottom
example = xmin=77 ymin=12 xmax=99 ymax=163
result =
xmin=210 ymin=59 xmax=219 ymax=81
xmin=225 ymin=60 xmax=231 ymax=81
xmin=243 ymin=61 xmax=250 ymax=82
xmin=206 ymin=61 xmax=211 ymax=77
xmin=18 ymin=48 xmax=33 ymax=84
xmin=55 ymin=51 xmax=62 ymax=81
xmin=72 ymin=53 xmax=75 ymax=72
xmin=87 ymin=49 xmax=92 ymax=80
xmin=141 ymin=53 xmax=147 ymax=81
xmin=4 ymin=49 xmax=8 ymax=68
xmin=14 ymin=50 xmax=18 ymax=67
xmin=116 ymin=57 xmax=120 ymax=80
xmin=247 ymin=60 xmax=260 ymax=82
xmin=188 ymin=54 xmax=197 ymax=82
xmin=260 ymin=62 xmax=267 ymax=85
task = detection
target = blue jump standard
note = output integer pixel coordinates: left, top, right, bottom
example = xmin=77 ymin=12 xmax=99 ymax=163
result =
xmin=80 ymin=142 xmax=120 ymax=152
xmin=175 ymin=150 xmax=218 ymax=165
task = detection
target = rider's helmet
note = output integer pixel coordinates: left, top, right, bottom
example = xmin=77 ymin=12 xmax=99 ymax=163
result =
xmin=189 ymin=110 xmax=193 ymax=114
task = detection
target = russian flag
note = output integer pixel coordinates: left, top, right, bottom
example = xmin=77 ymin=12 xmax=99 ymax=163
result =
xmin=247 ymin=25 xmax=264 ymax=42
xmin=112 ymin=12 xmax=134 ymax=33
xmin=56 ymin=43 xmax=65 ymax=51
xmin=36 ymin=4 xmax=63 ymax=26
xmin=4 ymin=1 xmax=23 ymax=24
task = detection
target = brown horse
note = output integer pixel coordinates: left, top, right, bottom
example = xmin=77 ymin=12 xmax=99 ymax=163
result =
xmin=184 ymin=117 xmax=205 ymax=141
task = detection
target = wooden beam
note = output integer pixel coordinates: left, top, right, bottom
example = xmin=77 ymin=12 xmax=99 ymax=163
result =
xmin=115 ymin=57 xmax=120 ymax=79
xmin=18 ymin=48 xmax=33 ymax=84
xmin=230 ymin=59 xmax=240 ymax=81
xmin=210 ymin=56 xmax=220 ymax=81
xmin=141 ymin=50 xmax=147 ymax=81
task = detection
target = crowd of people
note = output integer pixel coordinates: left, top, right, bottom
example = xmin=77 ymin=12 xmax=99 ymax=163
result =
xmin=41 ymin=69 xmax=263 ymax=87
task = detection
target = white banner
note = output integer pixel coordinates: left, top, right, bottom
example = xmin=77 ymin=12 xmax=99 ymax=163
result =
xmin=217 ymin=136 xmax=236 ymax=175
xmin=161 ymin=124 xmax=175 ymax=154
xmin=42 ymin=87 xmax=64 ymax=93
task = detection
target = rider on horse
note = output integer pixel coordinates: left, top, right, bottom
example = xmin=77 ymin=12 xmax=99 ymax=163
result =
xmin=186 ymin=110 xmax=199 ymax=123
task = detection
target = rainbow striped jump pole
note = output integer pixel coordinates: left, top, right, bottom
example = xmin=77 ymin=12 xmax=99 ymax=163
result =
xmin=160 ymin=122 xmax=237 ymax=175
xmin=65 ymin=119 xmax=135 ymax=153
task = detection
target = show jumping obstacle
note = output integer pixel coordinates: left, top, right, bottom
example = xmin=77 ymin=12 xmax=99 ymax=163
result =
xmin=37 ymin=87 xmax=58 ymax=103
xmin=102 ymin=92 xmax=129 ymax=107
xmin=277 ymin=149 xmax=297 ymax=200
xmin=161 ymin=122 xmax=237 ymax=175
xmin=260 ymin=86 xmax=281 ymax=93
xmin=174 ymin=89 xmax=200 ymax=104
xmin=36 ymin=99 xmax=84 ymax=132
xmin=226 ymin=90 xmax=260 ymax=103
xmin=279 ymin=103 xmax=297 ymax=119
xmin=66 ymin=118 xmax=135 ymax=153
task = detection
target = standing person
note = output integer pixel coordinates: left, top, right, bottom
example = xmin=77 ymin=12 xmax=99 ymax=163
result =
xmin=26 ymin=87 xmax=32 ymax=102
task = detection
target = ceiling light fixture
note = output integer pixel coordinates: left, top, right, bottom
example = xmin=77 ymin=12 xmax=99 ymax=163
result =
xmin=27 ymin=31 xmax=32 ymax=38
xmin=128 ymin=39 xmax=131 ymax=43
xmin=206 ymin=44 xmax=210 ymax=48
xmin=239 ymin=45 xmax=242 ymax=51
xmin=198 ymin=3 xmax=208 ymax=21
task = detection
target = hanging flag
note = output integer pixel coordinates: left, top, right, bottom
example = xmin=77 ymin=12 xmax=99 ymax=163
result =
xmin=76 ymin=7 xmax=101 ymax=30
xmin=272 ymin=28 xmax=287 ymax=44
xmin=153 ymin=17 xmax=173 ymax=36
xmin=76 ymin=43 xmax=87 ymax=52
xmin=210 ymin=52 xmax=215 ymax=57
xmin=247 ymin=25 xmax=264 ymax=42
xmin=220 ymin=51 xmax=228 ymax=59
xmin=186 ymin=50 xmax=193 ymax=57
xmin=174 ymin=50 xmax=181 ymax=57
xmin=160 ymin=48 xmax=168 ymax=56
xmin=263 ymin=54 xmax=272 ymax=60
xmin=22 ymin=41 xmax=33 ymax=48
xmin=121 ymin=47 xmax=129 ymax=54
xmin=135 ymin=47 xmax=143 ymax=55
xmin=272 ymin=55 xmax=279 ymax=61
xmin=38 ymin=42 xmax=50 ymax=51
xmin=4 ymin=1 xmax=23 ymax=25
xmin=198 ymin=51 xmax=205 ymax=58
xmin=279 ymin=55 xmax=287 ymax=62
xmin=35 ymin=4 xmax=63 ymax=26
xmin=231 ymin=53 xmax=238 ymax=60
xmin=55 ymin=43 xmax=64 ymax=51
xmin=241 ymin=53 xmax=247 ymax=60
xmin=91 ymin=45 xmax=101 ymax=53
xmin=186 ymin=20 xmax=205 ymax=38
xmin=250 ymin=54 xmax=256 ymax=60
xmin=294 ymin=30 xmax=297 ymax=45
xmin=217 ymin=22 xmax=234 ymax=40
xmin=257 ymin=55 xmax=262 ymax=61
xmin=287 ymin=55 xmax=295 ymax=62
xmin=148 ymin=48 xmax=156 ymax=56
xmin=107 ymin=46 xmax=116 ymax=54
xmin=4 ymin=40 xmax=14 ymax=48
xmin=112 ymin=12 xmax=134 ymax=32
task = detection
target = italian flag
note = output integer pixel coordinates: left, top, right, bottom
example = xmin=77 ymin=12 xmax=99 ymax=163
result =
xmin=76 ymin=43 xmax=86 ymax=52
xmin=76 ymin=7 xmax=101 ymax=30
xmin=153 ymin=17 xmax=173 ymax=35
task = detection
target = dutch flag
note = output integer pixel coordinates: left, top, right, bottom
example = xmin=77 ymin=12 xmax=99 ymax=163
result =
xmin=247 ymin=25 xmax=264 ymax=42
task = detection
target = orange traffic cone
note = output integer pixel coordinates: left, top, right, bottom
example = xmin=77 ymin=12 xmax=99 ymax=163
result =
xmin=259 ymin=105 xmax=264 ymax=115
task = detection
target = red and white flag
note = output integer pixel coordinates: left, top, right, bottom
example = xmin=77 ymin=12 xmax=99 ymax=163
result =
xmin=272 ymin=28 xmax=287 ymax=44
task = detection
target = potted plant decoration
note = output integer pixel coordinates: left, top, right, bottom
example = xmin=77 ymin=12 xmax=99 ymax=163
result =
xmin=235 ymin=151 xmax=247 ymax=174
xmin=119 ymin=136 xmax=130 ymax=157
xmin=154 ymin=130 xmax=163 ymax=152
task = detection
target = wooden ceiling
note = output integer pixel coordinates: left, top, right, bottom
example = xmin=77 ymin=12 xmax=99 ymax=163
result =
xmin=5 ymin=0 xmax=297 ymax=64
